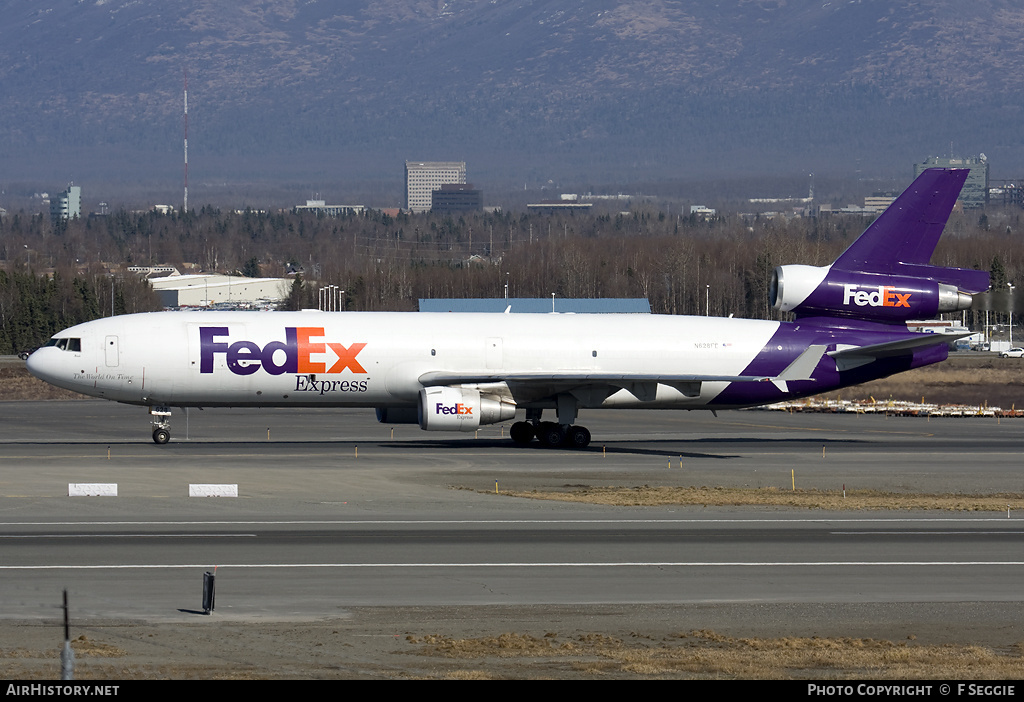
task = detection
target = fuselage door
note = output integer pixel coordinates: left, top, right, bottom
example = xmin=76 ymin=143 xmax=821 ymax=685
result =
xmin=104 ymin=335 xmax=119 ymax=367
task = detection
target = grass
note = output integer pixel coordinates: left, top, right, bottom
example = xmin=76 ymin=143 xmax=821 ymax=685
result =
xmin=813 ymin=355 xmax=1024 ymax=409
xmin=490 ymin=485 xmax=1024 ymax=512
xmin=410 ymin=629 xmax=1024 ymax=679
xmin=0 ymin=367 xmax=87 ymax=401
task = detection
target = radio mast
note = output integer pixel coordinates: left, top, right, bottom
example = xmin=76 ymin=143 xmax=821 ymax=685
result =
xmin=183 ymin=69 xmax=189 ymax=213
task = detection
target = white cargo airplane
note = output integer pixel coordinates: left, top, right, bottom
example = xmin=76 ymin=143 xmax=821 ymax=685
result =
xmin=28 ymin=169 xmax=988 ymax=447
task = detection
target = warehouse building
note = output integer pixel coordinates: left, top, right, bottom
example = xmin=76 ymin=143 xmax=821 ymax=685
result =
xmin=149 ymin=274 xmax=288 ymax=309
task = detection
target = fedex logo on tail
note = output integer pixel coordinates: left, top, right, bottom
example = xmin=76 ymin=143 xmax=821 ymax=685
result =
xmin=200 ymin=327 xmax=366 ymax=376
xmin=842 ymin=285 xmax=911 ymax=309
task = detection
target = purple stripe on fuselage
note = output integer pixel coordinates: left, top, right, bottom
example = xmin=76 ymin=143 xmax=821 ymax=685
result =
xmin=709 ymin=322 xmax=949 ymax=408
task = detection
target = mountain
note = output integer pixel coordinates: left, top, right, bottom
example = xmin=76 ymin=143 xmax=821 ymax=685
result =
xmin=1 ymin=0 xmax=1023 ymax=205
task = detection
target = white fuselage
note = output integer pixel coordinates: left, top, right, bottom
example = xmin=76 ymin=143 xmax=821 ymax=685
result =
xmin=27 ymin=310 xmax=782 ymax=410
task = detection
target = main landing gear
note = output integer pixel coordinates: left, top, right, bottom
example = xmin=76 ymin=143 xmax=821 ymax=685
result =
xmin=509 ymin=421 xmax=592 ymax=448
xmin=150 ymin=406 xmax=172 ymax=444
xmin=509 ymin=400 xmax=591 ymax=449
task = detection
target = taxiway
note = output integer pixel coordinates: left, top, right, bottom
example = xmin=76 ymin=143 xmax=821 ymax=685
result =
xmin=0 ymin=401 xmax=1021 ymax=640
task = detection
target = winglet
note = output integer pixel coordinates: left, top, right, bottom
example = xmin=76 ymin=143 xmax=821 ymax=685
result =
xmin=771 ymin=344 xmax=827 ymax=392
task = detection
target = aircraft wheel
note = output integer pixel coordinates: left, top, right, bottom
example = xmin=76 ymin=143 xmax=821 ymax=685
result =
xmin=152 ymin=428 xmax=170 ymax=445
xmin=567 ymin=425 xmax=591 ymax=449
xmin=509 ymin=421 xmax=535 ymax=445
xmin=537 ymin=422 xmax=565 ymax=447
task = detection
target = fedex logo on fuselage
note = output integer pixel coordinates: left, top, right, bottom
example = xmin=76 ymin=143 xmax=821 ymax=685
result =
xmin=842 ymin=285 xmax=911 ymax=308
xmin=200 ymin=326 xmax=366 ymax=376
xmin=436 ymin=403 xmax=473 ymax=416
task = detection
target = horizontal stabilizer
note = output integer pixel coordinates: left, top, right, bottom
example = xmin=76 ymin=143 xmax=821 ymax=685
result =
xmin=891 ymin=263 xmax=989 ymax=295
xmin=828 ymin=333 xmax=962 ymax=371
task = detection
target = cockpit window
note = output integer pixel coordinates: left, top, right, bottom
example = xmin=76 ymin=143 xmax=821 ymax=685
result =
xmin=44 ymin=337 xmax=81 ymax=352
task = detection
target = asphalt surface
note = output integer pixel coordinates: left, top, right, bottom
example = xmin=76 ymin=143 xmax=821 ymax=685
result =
xmin=0 ymin=400 xmax=1023 ymax=650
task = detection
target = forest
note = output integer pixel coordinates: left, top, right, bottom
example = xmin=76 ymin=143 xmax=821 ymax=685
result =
xmin=0 ymin=202 xmax=1021 ymax=355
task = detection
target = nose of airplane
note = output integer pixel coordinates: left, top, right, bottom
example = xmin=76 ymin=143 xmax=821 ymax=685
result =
xmin=26 ymin=347 xmax=58 ymax=384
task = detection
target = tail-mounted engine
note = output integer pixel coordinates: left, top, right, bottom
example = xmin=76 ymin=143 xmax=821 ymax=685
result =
xmin=771 ymin=264 xmax=976 ymax=324
xmin=418 ymin=386 xmax=516 ymax=432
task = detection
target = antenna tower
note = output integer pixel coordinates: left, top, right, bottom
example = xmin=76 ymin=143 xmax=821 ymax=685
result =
xmin=183 ymin=70 xmax=189 ymax=213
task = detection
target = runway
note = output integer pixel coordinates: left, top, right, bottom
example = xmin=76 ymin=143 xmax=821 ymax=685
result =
xmin=0 ymin=400 xmax=1022 ymax=639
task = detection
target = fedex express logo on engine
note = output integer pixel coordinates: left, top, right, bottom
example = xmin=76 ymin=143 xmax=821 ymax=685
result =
xmin=200 ymin=326 xmax=366 ymax=376
xmin=436 ymin=403 xmax=472 ymax=416
xmin=842 ymin=285 xmax=911 ymax=308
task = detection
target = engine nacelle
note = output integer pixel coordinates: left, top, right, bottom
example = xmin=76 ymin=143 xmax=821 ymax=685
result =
xmin=375 ymin=407 xmax=419 ymax=424
xmin=418 ymin=386 xmax=516 ymax=432
xmin=771 ymin=265 xmax=972 ymax=323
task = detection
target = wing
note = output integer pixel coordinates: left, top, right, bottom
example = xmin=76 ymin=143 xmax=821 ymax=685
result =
xmin=418 ymin=345 xmax=828 ymax=400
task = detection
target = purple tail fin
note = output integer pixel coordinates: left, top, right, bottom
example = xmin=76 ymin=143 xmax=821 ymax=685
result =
xmin=771 ymin=168 xmax=990 ymax=324
xmin=832 ymin=168 xmax=988 ymax=293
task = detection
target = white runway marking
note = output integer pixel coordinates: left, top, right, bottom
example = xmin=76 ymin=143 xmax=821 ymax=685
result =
xmin=1 ymin=561 xmax=1023 ymax=570
xmin=0 ymin=533 xmax=256 ymax=538
xmin=834 ymin=531 xmax=1024 ymax=535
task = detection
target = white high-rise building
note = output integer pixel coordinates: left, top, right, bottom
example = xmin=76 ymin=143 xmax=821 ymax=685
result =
xmin=50 ymin=185 xmax=81 ymax=221
xmin=405 ymin=161 xmax=466 ymax=213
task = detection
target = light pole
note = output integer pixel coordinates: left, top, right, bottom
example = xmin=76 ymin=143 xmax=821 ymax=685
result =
xmin=321 ymin=284 xmax=341 ymax=311
xmin=705 ymin=284 xmax=710 ymax=316
xmin=1009 ymin=283 xmax=1015 ymax=347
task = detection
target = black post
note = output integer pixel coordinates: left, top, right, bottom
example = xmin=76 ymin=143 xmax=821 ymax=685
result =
xmin=202 ymin=571 xmax=216 ymax=614
xmin=60 ymin=590 xmax=74 ymax=680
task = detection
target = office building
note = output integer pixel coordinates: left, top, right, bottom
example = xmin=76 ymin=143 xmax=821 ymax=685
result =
xmin=405 ymin=161 xmax=466 ymax=213
xmin=431 ymin=184 xmax=482 ymax=213
xmin=864 ymin=192 xmax=897 ymax=213
xmin=294 ymin=199 xmax=366 ymax=216
xmin=914 ymin=156 xmax=989 ymax=208
xmin=50 ymin=185 xmax=81 ymax=221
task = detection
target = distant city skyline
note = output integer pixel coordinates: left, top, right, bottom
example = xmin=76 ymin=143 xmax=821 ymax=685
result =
xmin=1 ymin=3 xmax=1022 ymax=208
